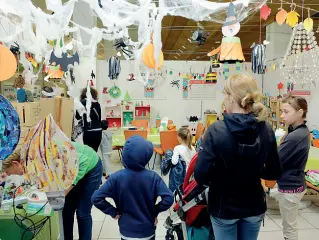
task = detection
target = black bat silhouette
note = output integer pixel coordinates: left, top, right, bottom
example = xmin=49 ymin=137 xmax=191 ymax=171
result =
xmin=49 ymin=51 xmax=80 ymax=72
xmin=69 ymin=68 xmax=75 ymax=83
xmin=91 ymin=70 xmax=95 ymax=79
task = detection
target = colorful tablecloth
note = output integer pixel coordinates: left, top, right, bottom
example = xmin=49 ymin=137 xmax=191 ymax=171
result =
xmin=306 ymin=147 xmax=319 ymax=171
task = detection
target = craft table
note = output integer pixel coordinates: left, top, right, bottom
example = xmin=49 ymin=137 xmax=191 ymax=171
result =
xmin=305 ymin=147 xmax=319 ymax=171
xmin=0 ymin=206 xmax=59 ymax=240
xmin=112 ymin=133 xmax=161 ymax=147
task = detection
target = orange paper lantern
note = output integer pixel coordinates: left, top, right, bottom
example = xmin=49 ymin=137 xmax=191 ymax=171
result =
xmin=142 ymin=41 xmax=164 ymax=69
xmin=0 ymin=44 xmax=17 ymax=81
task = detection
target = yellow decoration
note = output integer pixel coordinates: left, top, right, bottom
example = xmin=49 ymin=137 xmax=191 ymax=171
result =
xmin=286 ymin=4 xmax=299 ymax=28
xmin=304 ymin=9 xmax=313 ymax=32
xmin=142 ymin=35 xmax=164 ymax=69
xmin=273 ymin=64 xmax=276 ymax=70
xmin=304 ymin=18 xmax=313 ymax=32
xmin=276 ymin=9 xmax=287 ymax=25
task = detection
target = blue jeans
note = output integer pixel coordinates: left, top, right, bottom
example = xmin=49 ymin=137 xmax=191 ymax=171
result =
xmin=211 ymin=214 xmax=264 ymax=240
xmin=63 ymin=159 xmax=102 ymax=240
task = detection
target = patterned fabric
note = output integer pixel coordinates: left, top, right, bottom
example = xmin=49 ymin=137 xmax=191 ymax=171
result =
xmin=0 ymin=94 xmax=20 ymax=160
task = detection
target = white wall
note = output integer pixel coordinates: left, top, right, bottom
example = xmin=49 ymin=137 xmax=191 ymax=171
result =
xmin=96 ymin=60 xmax=262 ymax=127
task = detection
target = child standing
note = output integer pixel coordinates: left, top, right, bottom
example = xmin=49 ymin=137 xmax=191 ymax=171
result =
xmin=100 ymin=120 xmax=112 ymax=178
xmin=92 ymin=135 xmax=173 ymax=240
xmin=172 ymin=128 xmax=196 ymax=168
xmin=277 ymin=96 xmax=310 ymax=240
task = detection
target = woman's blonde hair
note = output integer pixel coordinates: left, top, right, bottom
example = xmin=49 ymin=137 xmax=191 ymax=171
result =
xmin=223 ymin=73 xmax=267 ymax=121
xmin=2 ymin=148 xmax=21 ymax=172
xmin=178 ymin=127 xmax=193 ymax=150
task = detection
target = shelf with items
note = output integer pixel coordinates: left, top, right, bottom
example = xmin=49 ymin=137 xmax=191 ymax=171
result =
xmin=134 ymin=102 xmax=151 ymax=120
xmin=267 ymin=98 xmax=287 ymax=131
xmin=105 ymin=103 xmax=122 ymax=129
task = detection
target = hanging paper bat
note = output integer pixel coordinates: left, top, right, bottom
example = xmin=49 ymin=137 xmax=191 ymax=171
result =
xmin=49 ymin=51 xmax=80 ymax=72
xmin=91 ymin=70 xmax=95 ymax=79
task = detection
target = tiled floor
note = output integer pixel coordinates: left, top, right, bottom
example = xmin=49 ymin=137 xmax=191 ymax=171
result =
xmin=73 ymin=153 xmax=319 ymax=239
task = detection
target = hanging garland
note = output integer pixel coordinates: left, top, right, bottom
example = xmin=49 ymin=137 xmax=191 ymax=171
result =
xmin=109 ymin=85 xmax=121 ymax=98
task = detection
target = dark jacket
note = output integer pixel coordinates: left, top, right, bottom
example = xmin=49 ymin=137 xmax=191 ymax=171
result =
xmin=161 ymin=149 xmax=186 ymax=192
xmin=278 ymin=123 xmax=310 ymax=191
xmin=91 ymin=135 xmax=173 ymax=238
xmin=194 ymin=113 xmax=282 ymax=219
xmin=76 ymin=99 xmax=102 ymax=131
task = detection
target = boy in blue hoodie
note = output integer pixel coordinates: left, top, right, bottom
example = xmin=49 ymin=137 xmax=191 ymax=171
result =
xmin=92 ymin=135 xmax=174 ymax=240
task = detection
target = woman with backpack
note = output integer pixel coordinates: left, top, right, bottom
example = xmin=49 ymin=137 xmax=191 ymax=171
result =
xmin=194 ymin=73 xmax=282 ymax=240
xmin=76 ymin=87 xmax=102 ymax=152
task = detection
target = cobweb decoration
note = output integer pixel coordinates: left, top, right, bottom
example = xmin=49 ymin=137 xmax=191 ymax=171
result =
xmin=161 ymin=0 xmax=267 ymax=23
xmin=280 ymin=23 xmax=319 ymax=86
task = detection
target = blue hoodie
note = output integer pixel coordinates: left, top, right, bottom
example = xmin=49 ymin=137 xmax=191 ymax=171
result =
xmin=91 ymin=135 xmax=174 ymax=238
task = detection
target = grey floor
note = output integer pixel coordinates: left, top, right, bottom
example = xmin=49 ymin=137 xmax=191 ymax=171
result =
xmin=73 ymin=152 xmax=319 ymax=239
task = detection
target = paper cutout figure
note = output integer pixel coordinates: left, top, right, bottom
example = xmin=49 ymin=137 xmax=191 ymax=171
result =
xmin=0 ymin=94 xmax=20 ymax=161
xmin=170 ymin=80 xmax=180 ymax=89
xmin=49 ymin=51 xmax=80 ymax=72
xmin=207 ymin=2 xmax=245 ymax=63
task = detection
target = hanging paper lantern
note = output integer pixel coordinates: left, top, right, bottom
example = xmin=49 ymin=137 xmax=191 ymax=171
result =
xmin=304 ymin=18 xmax=313 ymax=32
xmin=286 ymin=4 xmax=300 ymax=28
xmin=260 ymin=5 xmax=271 ymax=21
xmin=142 ymin=38 xmax=164 ymax=69
xmin=169 ymin=71 xmax=173 ymax=75
xmin=276 ymin=9 xmax=288 ymax=25
xmin=0 ymin=45 xmax=17 ymax=81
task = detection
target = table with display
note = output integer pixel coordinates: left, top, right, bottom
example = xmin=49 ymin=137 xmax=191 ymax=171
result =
xmin=0 ymin=205 xmax=59 ymax=240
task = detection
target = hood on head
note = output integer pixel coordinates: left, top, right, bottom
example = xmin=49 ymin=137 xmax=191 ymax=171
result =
xmin=224 ymin=113 xmax=261 ymax=157
xmin=122 ymin=135 xmax=154 ymax=171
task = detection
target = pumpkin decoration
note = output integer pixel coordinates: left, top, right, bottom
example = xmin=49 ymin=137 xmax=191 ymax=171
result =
xmin=276 ymin=8 xmax=288 ymax=25
xmin=286 ymin=4 xmax=299 ymax=28
xmin=0 ymin=44 xmax=17 ymax=81
xmin=142 ymin=34 xmax=164 ymax=69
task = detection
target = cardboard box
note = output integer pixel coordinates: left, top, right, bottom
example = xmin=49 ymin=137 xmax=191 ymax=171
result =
xmin=11 ymin=102 xmax=40 ymax=127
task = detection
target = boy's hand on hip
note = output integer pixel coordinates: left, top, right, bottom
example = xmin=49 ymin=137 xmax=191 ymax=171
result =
xmin=154 ymin=217 xmax=158 ymax=226
xmin=114 ymin=215 xmax=121 ymax=220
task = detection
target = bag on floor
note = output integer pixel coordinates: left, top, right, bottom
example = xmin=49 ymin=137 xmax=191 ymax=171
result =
xmin=187 ymin=226 xmax=214 ymax=240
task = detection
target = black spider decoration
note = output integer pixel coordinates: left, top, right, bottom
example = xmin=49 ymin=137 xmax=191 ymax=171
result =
xmin=113 ymin=37 xmax=134 ymax=58
xmin=170 ymin=79 xmax=180 ymax=89
xmin=91 ymin=70 xmax=95 ymax=79
xmin=10 ymin=42 xmax=20 ymax=55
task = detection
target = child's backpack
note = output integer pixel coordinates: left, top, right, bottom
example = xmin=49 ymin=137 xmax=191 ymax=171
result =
xmin=187 ymin=226 xmax=215 ymax=240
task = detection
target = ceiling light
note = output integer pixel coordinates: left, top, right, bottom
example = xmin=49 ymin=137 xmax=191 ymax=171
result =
xmin=178 ymin=49 xmax=183 ymax=53
xmin=174 ymin=56 xmax=178 ymax=59
xmin=182 ymin=45 xmax=186 ymax=49
xmin=176 ymin=53 xmax=181 ymax=56
xmin=215 ymin=41 xmax=220 ymax=44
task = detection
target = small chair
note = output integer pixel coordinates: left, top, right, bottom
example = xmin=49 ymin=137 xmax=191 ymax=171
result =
xmin=313 ymin=139 xmax=319 ymax=148
xmin=124 ymin=130 xmax=148 ymax=140
xmin=153 ymin=131 xmax=179 ymax=169
xmin=195 ymin=122 xmax=205 ymax=143
xmin=131 ymin=120 xmax=149 ymax=130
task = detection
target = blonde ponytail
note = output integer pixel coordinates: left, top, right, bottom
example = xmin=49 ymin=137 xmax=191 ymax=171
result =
xmin=178 ymin=127 xmax=193 ymax=150
xmin=223 ymin=74 xmax=267 ymax=122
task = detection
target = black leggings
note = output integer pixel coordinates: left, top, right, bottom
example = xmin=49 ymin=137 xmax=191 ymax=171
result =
xmin=83 ymin=130 xmax=102 ymax=152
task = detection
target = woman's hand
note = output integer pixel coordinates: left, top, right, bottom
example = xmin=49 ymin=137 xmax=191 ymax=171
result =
xmin=114 ymin=215 xmax=121 ymax=220
xmin=64 ymin=186 xmax=73 ymax=196
xmin=154 ymin=217 xmax=158 ymax=226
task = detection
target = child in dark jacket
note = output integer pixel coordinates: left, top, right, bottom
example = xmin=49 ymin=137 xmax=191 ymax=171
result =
xmin=92 ymin=135 xmax=174 ymax=240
